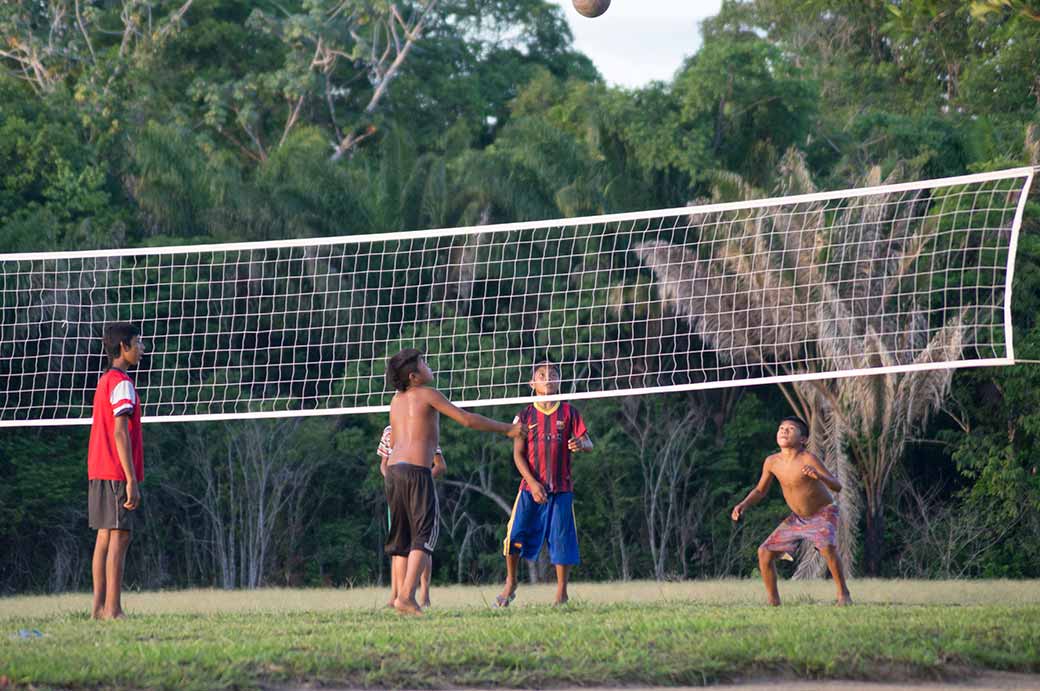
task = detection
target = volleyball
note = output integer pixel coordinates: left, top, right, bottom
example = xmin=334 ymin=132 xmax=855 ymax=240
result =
xmin=573 ymin=0 xmax=610 ymax=19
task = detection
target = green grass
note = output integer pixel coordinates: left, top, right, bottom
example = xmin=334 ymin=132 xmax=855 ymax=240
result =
xmin=1 ymin=580 xmax=1039 ymax=690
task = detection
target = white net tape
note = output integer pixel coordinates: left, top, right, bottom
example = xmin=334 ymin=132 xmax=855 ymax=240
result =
xmin=0 ymin=167 xmax=1033 ymax=425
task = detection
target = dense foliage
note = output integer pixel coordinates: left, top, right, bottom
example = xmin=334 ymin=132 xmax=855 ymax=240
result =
xmin=1 ymin=0 xmax=1038 ymax=592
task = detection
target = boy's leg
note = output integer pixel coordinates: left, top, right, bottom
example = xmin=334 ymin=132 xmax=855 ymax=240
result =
xmin=387 ymin=504 xmax=397 ymax=607
xmin=389 ymin=555 xmax=405 ymax=607
xmin=418 ymin=557 xmax=432 ymax=608
xmin=104 ymin=529 xmax=132 ymax=619
xmin=497 ymin=552 xmax=520 ymax=606
xmin=820 ymin=545 xmax=852 ymax=605
xmin=547 ymin=493 xmax=579 ymax=606
xmin=385 ymin=468 xmax=412 ymax=609
xmin=554 ymin=565 xmax=570 ymax=605
xmin=91 ymin=529 xmax=110 ymax=619
xmin=393 ymin=467 xmax=436 ymax=615
xmin=394 ymin=549 xmax=430 ymax=615
xmin=498 ymin=489 xmax=539 ymax=607
xmin=757 ymin=546 xmax=781 ymax=606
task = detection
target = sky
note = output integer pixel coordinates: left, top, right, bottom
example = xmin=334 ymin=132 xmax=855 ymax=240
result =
xmin=548 ymin=0 xmax=725 ymax=89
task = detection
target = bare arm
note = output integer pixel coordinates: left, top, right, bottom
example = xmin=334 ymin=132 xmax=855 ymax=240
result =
xmin=432 ymin=452 xmax=447 ymax=479
xmin=113 ymin=415 xmax=140 ymax=510
xmin=425 ymin=388 xmax=521 ymax=437
xmin=801 ymin=453 xmax=841 ymax=493
xmin=378 ymin=428 xmax=392 ymax=477
xmin=731 ymin=458 xmax=774 ymax=521
xmin=512 ymin=433 xmax=546 ymax=503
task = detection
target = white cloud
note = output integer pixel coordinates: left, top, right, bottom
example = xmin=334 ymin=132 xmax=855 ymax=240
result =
xmin=549 ymin=0 xmax=723 ymax=88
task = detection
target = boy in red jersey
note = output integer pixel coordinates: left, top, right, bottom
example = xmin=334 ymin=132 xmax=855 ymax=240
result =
xmin=496 ymin=361 xmax=593 ymax=607
xmin=87 ymin=323 xmax=145 ymax=619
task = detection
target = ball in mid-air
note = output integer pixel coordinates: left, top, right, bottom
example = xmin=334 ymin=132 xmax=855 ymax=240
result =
xmin=573 ymin=0 xmax=610 ymax=19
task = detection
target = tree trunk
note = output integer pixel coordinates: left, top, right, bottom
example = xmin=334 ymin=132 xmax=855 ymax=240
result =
xmin=864 ymin=501 xmax=885 ymax=576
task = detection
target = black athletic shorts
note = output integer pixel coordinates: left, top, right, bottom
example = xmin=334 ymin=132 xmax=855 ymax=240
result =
xmin=384 ymin=463 xmax=439 ymax=557
xmin=88 ymin=479 xmax=138 ymax=531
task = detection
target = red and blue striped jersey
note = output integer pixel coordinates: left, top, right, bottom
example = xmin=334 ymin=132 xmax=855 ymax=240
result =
xmin=514 ymin=402 xmax=587 ymax=493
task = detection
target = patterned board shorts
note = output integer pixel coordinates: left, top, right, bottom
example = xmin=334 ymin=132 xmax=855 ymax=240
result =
xmin=760 ymin=503 xmax=839 ymax=561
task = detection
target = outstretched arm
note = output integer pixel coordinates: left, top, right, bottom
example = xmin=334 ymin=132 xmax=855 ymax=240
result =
xmin=424 ymin=388 xmax=522 ymax=437
xmin=731 ymin=458 xmax=774 ymax=521
xmin=801 ymin=454 xmax=841 ymax=493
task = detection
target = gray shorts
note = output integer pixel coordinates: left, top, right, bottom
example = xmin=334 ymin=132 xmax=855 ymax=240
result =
xmin=88 ymin=479 xmax=138 ymax=531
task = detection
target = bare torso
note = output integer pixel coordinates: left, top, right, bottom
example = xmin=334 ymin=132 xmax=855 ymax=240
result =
xmin=769 ymin=451 xmax=834 ymax=518
xmin=388 ymin=387 xmax=438 ymax=468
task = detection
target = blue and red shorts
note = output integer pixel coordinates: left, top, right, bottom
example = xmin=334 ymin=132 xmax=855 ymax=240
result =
xmin=502 ymin=489 xmax=579 ymax=565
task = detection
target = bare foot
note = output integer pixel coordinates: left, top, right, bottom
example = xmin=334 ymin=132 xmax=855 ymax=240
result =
xmin=385 ymin=599 xmax=395 ymax=608
xmin=103 ymin=610 xmax=126 ymax=620
xmin=420 ymin=600 xmax=431 ymax=609
xmin=393 ymin=597 xmax=423 ymax=616
xmin=553 ymin=596 xmax=569 ymax=607
xmin=766 ymin=596 xmax=781 ymax=607
xmin=837 ymin=593 xmax=853 ymax=606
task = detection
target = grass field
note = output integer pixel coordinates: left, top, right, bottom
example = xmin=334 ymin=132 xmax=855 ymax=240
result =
xmin=2 ymin=579 xmax=1039 ymax=690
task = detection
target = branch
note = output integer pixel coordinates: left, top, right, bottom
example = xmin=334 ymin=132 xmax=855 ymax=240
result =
xmin=442 ymin=479 xmax=512 ymax=516
xmin=75 ymin=0 xmax=97 ymax=65
xmin=329 ymin=0 xmax=439 ymax=160
xmin=157 ymin=0 xmax=195 ymax=41
xmin=280 ymin=93 xmax=305 ymax=147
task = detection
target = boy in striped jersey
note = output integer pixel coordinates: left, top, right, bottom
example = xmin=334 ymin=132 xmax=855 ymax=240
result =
xmin=496 ymin=361 xmax=593 ymax=607
xmin=377 ymin=425 xmax=446 ymax=608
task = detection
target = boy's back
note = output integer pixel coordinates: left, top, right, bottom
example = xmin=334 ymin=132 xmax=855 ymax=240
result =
xmin=388 ymin=387 xmax=440 ymax=469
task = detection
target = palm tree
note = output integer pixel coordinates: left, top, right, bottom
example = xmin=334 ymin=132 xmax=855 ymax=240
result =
xmin=632 ymin=149 xmax=1006 ymax=575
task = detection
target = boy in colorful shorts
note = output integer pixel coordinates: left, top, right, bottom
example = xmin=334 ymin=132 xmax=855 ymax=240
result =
xmin=731 ymin=416 xmax=852 ymax=606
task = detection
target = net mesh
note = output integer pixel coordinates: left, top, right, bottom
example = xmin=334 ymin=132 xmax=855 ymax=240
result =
xmin=0 ymin=167 xmax=1033 ymax=425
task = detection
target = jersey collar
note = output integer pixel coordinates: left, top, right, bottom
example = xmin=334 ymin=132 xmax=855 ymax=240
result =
xmin=533 ymin=401 xmax=560 ymax=415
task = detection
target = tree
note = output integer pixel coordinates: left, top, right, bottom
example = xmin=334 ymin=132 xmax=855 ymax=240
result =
xmin=619 ymin=395 xmax=707 ymax=580
xmin=673 ymin=18 xmax=816 ymax=185
xmin=632 ymin=150 xmax=993 ymax=575
xmin=164 ymin=419 xmax=329 ymax=588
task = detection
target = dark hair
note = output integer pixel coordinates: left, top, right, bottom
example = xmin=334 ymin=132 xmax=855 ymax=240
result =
xmin=387 ymin=348 xmax=423 ymax=392
xmin=103 ymin=322 xmax=140 ymax=362
xmin=780 ymin=416 xmax=809 ymax=439
xmin=530 ymin=360 xmax=560 ymax=378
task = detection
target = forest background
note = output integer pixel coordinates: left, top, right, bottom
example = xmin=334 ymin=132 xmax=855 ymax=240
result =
xmin=1 ymin=0 xmax=1039 ymax=593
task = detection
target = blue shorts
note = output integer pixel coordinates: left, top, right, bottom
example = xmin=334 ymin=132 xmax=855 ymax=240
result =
xmin=502 ymin=490 xmax=579 ymax=566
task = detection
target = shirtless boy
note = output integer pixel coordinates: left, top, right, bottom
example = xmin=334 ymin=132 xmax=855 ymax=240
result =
xmin=384 ymin=348 xmax=521 ymax=615
xmin=731 ymin=416 xmax=852 ymax=606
